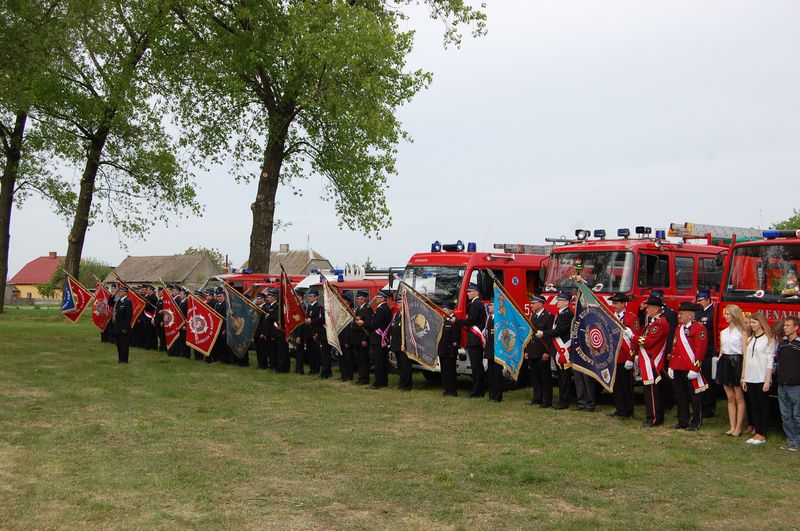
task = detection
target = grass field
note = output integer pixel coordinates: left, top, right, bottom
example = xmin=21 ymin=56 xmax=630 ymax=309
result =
xmin=1 ymin=308 xmax=798 ymax=530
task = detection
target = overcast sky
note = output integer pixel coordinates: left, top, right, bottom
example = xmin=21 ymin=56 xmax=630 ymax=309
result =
xmin=9 ymin=0 xmax=800 ymax=277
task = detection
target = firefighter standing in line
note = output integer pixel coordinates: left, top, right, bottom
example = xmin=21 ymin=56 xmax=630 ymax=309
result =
xmin=352 ymin=291 xmax=373 ymax=385
xmin=608 ymin=293 xmax=639 ymax=418
xmin=303 ymin=290 xmax=326 ymax=378
xmin=526 ymin=295 xmax=554 ymax=408
xmin=536 ymin=292 xmax=574 ymax=410
xmin=485 ymin=302 xmax=502 ymax=402
xmin=695 ymin=290 xmax=717 ymax=418
xmin=439 ymin=302 xmax=459 ymax=397
xmin=390 ymin=298 xmax=411 ymax=391
xmin=451 ymin=283 xmax=487 ymax=399
xmin=254 ymin=292 xmax=270 ymax=369
xmin=637 ymin=295 xmax=671 ymax=427
xmin=368 ymin=291 xmax=392 ymax=389
xmin=669 ymin=301 xmax=709 ymax=430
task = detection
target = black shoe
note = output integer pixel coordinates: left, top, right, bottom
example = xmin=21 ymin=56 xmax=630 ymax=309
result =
xmin=369 ymin=385 xmax=380 ymax=390
xmin=576 ymin=405 xmax=586 ymax=411
xmin=527 ymin=400 xmax=540 ymax=406
xmin=608 ymin=411 xmax=622 ymax=417
xmin=553 ymin=404 xmax=568 ymax=410
xmin=687 ymin=426 xmax=700 ymax=432
xmin=490 ymin=398 xmax=502 ymax=403
xmin=584 ymin=408 xmax=595 ymax=413
xmin=671 ymin=423 xmax=688 ymax=430
xmin=540 ymin=404 xmax=551 ymax=409
xmin=442 ymin=391 xmax=457 ymax=397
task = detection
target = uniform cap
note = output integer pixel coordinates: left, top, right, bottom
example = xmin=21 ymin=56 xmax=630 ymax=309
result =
xmin=356 ymin=290 xmax=369 ymax=299
xmin=194 ymin=290 xmax=204 ymax=296
xmin=375 ymin=291 xmax=389 ymax=298
xmin=556 ymin=292 xmax=571 ymax=301
xmin=256 ymin=292 xmax=267 ymax=300
xmin=650 ymin=289 xmax=664 ymax=299
xmin=266 ymin=287 xmax=279 ymax=297
xmin=609 ymin=293 xmax=630 ymax=303
xmin=530 ymin=294 xmax=546 ymax=304
xmin=441 ymin=301 xmax=456 ymax=310
xmin=307 ymin=289 xmax=320 ymax=297
xmin=205 ymin=289 xmax=215 ymax=296
xmin=181 ymin=287 xmax=189 ymax=294
xmin=214 ymin=287 xmax=225 ymax=295
xmin=679 ymin=301 xmax=700 ymax=312
xmin=467 ymin=283 xmax=480 ymax=292
xmin=695 ymin=290 xmax=711 ymax=300
xmin=118 ymin=285 xmax=129 ymax=292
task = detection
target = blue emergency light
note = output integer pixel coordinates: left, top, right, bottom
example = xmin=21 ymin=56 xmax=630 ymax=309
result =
xmin=618 ymin=228 xmax=630 ymax=238
xmin=467 ymin=242 xmax=477 ymax=252
xmin=594 ymin=229 xmax=606 ymax=239
xmin=431 ymin=241 xmax=442 ymax=252
xmin=655 ymin=229 xmax=666 ymax=239
xmin=310 ymin=268 xmax=319 ymax=274
xmin=243 ymin=268 xmax=253 ymax=274
xmin=231 ymin=268 xmax=239 ymax=273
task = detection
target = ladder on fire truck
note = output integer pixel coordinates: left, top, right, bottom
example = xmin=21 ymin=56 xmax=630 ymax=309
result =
xmin=668 ymin=222 xmax=764 ymax=244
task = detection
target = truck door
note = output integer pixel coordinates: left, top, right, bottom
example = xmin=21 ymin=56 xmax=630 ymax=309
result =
xmin=674 ymin=256 xmax=696 ymax=298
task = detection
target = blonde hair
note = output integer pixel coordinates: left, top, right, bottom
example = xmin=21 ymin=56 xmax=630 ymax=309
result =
xmin=748 ymin=311 xmax=773 ymax=341
xmin=723 ymin=305 xmax=751 ymax=338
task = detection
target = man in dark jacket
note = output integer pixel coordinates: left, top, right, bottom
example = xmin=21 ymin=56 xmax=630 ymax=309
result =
xmin=695 ymin=290 xmax=717 ymax=417
xmin=352 ymin=291 xmax=374 ymax=385
xmin=303 ymin=290 xmax=325 ymax=376
xmin=368 ymin=291 xmax=393 ymax=389
xmin=439 ymin=302 xmax=459 ymax=396
xmin=526 ymin=295 xmax=554 ymax=408
xmin=536 ymin=292 xmax=574 ymax=409
xmin=452 ymin=283 xmax=487 ymax=398
xmin=485 ymin=303 xmax=502 ymax=402
xmin=254 ymin=292 xmax=270 ymax=369
xmin=390 ymin=298 xmax=411 ymax=391
xmin=113 ymin=285 xmax=133 ymax=363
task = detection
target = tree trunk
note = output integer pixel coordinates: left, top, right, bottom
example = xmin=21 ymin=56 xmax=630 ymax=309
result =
xmin=0 ymin=110 xmax=28 ymax=313
xmin=63 ymin=112 xmax=113 ymax=278
xmin=248 ymin=135 xmax=286 ymax=273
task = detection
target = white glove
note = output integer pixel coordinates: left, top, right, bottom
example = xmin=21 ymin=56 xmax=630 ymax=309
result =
xmin=624 ymin=360 xmax=634 ymax=370
xmin=688 ymin=370 xmax=700 ymax=380
xmin=668 ymin=368 xmax=674 ymax=379
xmin=623 ymin=327 xmax=634 ymax=341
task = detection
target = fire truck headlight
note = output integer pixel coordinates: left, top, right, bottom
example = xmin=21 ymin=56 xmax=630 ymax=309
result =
xmin=593 ymin=229 xmax=606 ymax=239
xmin=617 ymin=228 xmax=630 ymax=238
xmin=431 ymin=241 xmax=442 ymax=252
xmin=575 ymin=229 xmax=589 ymax=240
xmin=455 ymin=240 xmax=465 ymax=252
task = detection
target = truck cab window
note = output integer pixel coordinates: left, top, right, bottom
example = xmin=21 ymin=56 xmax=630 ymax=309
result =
xmin=638 ymin=254 xmax=670 ymax=288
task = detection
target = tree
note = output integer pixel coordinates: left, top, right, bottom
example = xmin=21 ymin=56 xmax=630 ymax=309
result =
xmin=774 ymin=210 xmax=800 ymax=230
xmin=363 ymin=256 xmax=377 ymax=273
xmin=170 ymin=0 xmax=486 ymax=273
xmin=38 ymin=0 xmax=201 ymax=278
xmin=0 ymin=0 xmax=71 ymax=313
xmin=183 ymin=246 xmax=227 ymax=271
xmin=36 ymin=257 xmax=112 ymax=298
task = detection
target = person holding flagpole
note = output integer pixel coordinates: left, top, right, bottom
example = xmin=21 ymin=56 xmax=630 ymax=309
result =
xmin=536 ymin=292 xmax=574 ymax=410
xmin=485 ymin=302 xmax=502 ymax=402
xmin=608 ymin=294 xmax=639 ymax=418
xmin=367 ymin=291 xmax=392 ymax=389
xmin=112 ymin=285 xmax=133 ymax=363
xmin=451 ymin=283 xmax=487 ymax=399
xmin=526 ymin=294 xmax=554 ymax=408
xmin=668 ymin=302 xmax=709 ymax=430
xmin=352 ymin=291 xmax=374 ymax=385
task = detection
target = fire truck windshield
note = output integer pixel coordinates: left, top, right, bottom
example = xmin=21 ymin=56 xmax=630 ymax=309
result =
xmin=724 ymin=243 xmax=800 ymax=303
xmin=402 ymin=265 xmax=465 ymax=306
xmin=544 ymin=251 xmax=634 ymax=293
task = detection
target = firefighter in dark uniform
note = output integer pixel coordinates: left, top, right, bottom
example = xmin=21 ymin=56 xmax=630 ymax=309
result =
xmin=212 ymin=287 xmax=231 ymax=363
xmin=203 ymin=288 xmax=218 ymax=363
xmin=266 ymin=287 xmax=290 ymax=372
xmin=536 ymin=292 xmax=574 ymax=409
xmin=190 ymin=290 xmax=205 ymax=360
xmin=485 ymin=302 xmax=502 ymax=402
xmin=303 ymin=290 xmax=324 ymax=376
xmin=112 ymin=285 xmax=133 ymax=363
xmin=526 ymin=295 xmax=554 ymax=408
xmin=368 ymin=291 xmax=392 ymax=389
xmin=609 ymin=293 xmax=639 ymax=418
xmin=144 ymin=285 xmax=158 ymax=350
xmin=254 ymin=292 xmax=270 ymax=369
xmin=695 ymin=290 xmax=717 ymax=418
xmin=390 ymin=297 xmax=411 ymax=391
xmin=452 ymin=283 xmax=487 ymax=398
xmin=439 ymin=302 xmax=459 ymax=396
xmin=154 ymin=286 xmax=167 ymax=352
xmin=102 ymin=284 xmax=118 ymax=343
xmin=352 ymin=291 xmax=373 ymax=385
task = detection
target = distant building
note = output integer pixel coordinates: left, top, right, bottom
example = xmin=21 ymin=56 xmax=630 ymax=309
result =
xmin=240 ymin=245 xmax=333 ymax=275
xmin=104 ymin=255 xmax=222 ymax=289
xmin=9 ymin=251 xmax=64 ymax=301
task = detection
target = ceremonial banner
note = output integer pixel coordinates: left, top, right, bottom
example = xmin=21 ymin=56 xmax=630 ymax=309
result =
xmin=161 ymin=288 xmax=185 ymax=350
xmin=222 ymin=282 xmax=261 ymax=359
xmin=185 ymin=295 xmax=224 ymax=357
xmin=492 ymin=280 xmax=532 ymax=381
xmin=570 ymin=281 xmax=624 ymax=392
xmin=62 ymin=273 xmax=93 ymax=323
xmin=91 ymin=282 xmax=113 ymax=331
xmin=322 ymin=278 xmax=354 ymax=356
xmin=281 ymin=270 xmax=306 ymax=339
xmin=400 ymin=282 xmax=444 ymax=370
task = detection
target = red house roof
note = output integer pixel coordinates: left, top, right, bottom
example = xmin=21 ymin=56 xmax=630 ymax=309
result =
xmin=10 ymin=252 xmax=64 ymax=285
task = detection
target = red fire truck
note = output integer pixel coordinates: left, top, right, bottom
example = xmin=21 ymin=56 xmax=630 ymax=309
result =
xmin=719 ymin=228 xmax=800 ymax=329
xmin=201 ymin=273 xmax=304 ymax=294
xmin=542 ymin=226 xmax=727 ymax=315
xmin=400 ymin=240 xmax=551 ymax=380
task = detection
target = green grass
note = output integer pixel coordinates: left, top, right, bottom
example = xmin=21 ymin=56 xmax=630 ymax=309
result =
xmin=1 ymin=308 xmax=798 ymax=529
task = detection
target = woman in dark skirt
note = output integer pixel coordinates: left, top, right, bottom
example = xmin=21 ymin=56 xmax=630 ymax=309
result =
xmin=718 ymin=304 xmax=750 ymax=436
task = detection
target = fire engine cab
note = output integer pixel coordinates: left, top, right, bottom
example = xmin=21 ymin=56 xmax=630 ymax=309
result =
xmin=542 ymin=226 xmax=727 ymax=315
xmin=401 ymin=240 xmax=550 ymax=380
xmin=719 ymin=228 xmax=800 ymax=329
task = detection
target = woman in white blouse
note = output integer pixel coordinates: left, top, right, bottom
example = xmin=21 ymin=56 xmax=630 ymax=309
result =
xmin=741 ymin=312 xmax=776 ymax=445
xmin=718 ymin=305 xmax=749 ymax=436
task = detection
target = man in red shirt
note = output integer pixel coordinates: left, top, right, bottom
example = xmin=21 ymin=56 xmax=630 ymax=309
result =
xmin=637 ymin=295 xmax=671 ymax=427
xmin=669 ymin=301 xmax=709 ymax=430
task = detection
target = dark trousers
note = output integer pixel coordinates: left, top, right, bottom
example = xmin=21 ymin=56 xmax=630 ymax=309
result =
xmin=643 ymin=382 xmax=664 ymax=426
xmin=672 ymin=370 xmax=703 ymax=428
xmin=574 ymin=371 xmax=597 ymax=410
xmin=439 ymin=353 xmax=458 ymax=396
xmin=294 ymin=342 xmax=306 ymax=374
xmin=320 ymin=343 xmax=332 ymax=378
xmin=466 ymin=345 xmax=485 ymax=397
xmin=116 ymin=332 xmax=130 ymax=363
xmin=267 ymin=340 xmax=278 ymax=370
xmin=356 ymin=344 xmax=370 ymax=384
xmin=529 ymin=357 xmax=553 ymax=406
xmin=276 ymin=340 xmax=291 ymax=372
xmin=236 ymin=351 xmax=249 ymax=367
xmin=307 ymin=339 xmax=321 ymax=375
xmin=612 ymin=365 xmax=634 ymax=416
xmin=255 ymin=340 xmax=269 ymax=369
xmin=556 ymin=365 xmax=573 ymax=406
xmin=180 ymin=331 xmax=190 ymax=358
xmin=371 ymin=344 xmax=388 ymax=388
xmin=339 ymin=346 xmax=354 ymax=381
xmin=701 ymin=355 xmax=717 ymax=416
xmin=487 ymin=358 xmax=503 ymax=401
xmin=746 ymin=382 xmax=770 ymax=436
xmin=395 ymin=350 xmax=412 ymax=390
xmin=193 ymin=347 xmax=203 ymax=361
xmin=157 ymin=327 xmax=167 ymax=352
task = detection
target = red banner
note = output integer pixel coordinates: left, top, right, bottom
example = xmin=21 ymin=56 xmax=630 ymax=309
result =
xmin=161 ymin=292 xmax=185 ymax=350
xmin=126 ymin=286 xmax=146 ymax=329
xmin=62 ymin=274 xmax=93 ymax=323
xmin=281 ymin=271 xmax=306 ymax=339
xmin=185 ymin=295 xmax=223 ymax=357
xmin=91 ymin=282 xmax=113 ymax=331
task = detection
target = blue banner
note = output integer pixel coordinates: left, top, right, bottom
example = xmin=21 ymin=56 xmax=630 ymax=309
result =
xmin=61 ymin=277 xmax=76 ymax=313
xmin=223 ymin=284 xmax=261 ymax=359
xmin=570 ymin=282 xmax=624 ymax=392
xmin=493 ymin=283 xmax=532 ymax=381
xmin=401 ymin=284 xmax=444 ymax=369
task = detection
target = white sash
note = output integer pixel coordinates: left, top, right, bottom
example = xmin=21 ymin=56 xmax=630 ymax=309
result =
xmin=678 ymin=325 xmax=708 ymax=393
